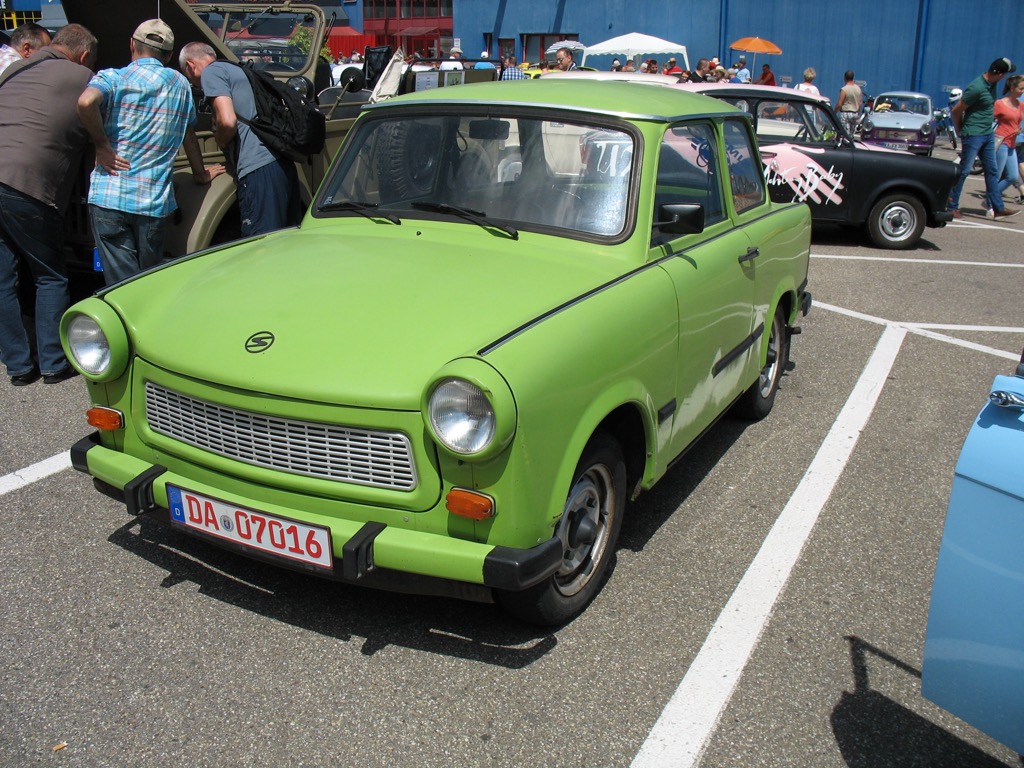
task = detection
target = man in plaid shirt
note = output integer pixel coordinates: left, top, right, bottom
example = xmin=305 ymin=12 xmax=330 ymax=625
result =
xmin=77 ymin=19 xmax=223 ymax=285
xmin=501 ymin=55 xmax=528 ymax=80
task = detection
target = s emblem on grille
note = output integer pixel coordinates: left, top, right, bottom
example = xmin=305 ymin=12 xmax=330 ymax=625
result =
xmin=245 ymin=331 xmax=275 ymax=353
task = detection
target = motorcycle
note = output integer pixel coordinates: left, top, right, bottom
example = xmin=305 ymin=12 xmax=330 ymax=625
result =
xmin=933 ymin=107 xmax=958 ymax=150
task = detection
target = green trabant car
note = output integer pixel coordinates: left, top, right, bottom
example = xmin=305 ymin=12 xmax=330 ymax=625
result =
xmin=62 ymin=80 xmax=812 ymax=625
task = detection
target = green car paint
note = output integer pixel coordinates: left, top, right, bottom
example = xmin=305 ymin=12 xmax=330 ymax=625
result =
xmin=62 ymin=80 xmax=811 ymax=625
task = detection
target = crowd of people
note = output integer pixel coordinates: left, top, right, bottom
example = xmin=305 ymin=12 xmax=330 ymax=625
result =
xmin=0 ymin=18 xmax=295 ymax=388
xmin=2 ymin=16 xmax=1020 ymax=388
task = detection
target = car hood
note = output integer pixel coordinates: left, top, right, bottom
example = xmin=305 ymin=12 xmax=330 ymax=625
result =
xmin=103 ymin=225 xmax=626 ymax=409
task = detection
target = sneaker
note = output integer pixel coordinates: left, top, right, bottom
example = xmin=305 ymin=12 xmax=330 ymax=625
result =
xmin=992 ymin=208 xmax=1019 ymax=219
xmin=10 ymin=369 xmax=40 ymax=386
xmin=951 ymin=208 xmax=963 ymax=219
xmin=985 ymin=208 xmax=995 ymax=218
xmin=42 ymin=367 xmax=78 ymax=385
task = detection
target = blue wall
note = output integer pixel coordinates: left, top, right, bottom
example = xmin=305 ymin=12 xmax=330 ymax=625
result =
xmin=455 ymin=0 xmax=1024 ymax=105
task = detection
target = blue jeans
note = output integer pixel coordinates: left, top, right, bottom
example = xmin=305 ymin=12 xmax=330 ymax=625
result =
xmin=997 ymin=140 xmax=1021 ymax=194
xmin=950 ymin=132 xmax=1002 ymax=213
xmin=90 ymin=205 xmax=167 ymax=287
xmin=237 ymin=158 xmax=300 ymax=237
xmin=0 ymin=183 xmax=70 ymax=377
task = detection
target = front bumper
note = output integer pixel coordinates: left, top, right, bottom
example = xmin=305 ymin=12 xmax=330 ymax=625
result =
xmin=72 ymin=433 xmax=562 ymax=599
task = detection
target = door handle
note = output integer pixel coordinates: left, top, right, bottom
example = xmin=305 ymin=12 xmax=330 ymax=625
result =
xmin=738 ymin=247 xmax=760 ymax=264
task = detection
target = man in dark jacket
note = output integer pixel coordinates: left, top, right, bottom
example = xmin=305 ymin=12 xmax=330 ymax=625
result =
xmin=0 ymin=24 xmax=98 ymax=385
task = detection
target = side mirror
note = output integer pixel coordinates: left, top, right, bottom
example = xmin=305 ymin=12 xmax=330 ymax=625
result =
xmin=655 ymin=203 xmax=704 ymax=235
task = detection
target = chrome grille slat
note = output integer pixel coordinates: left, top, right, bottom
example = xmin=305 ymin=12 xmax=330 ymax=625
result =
xmin=145 ymin=382 xmax=417 ymax=490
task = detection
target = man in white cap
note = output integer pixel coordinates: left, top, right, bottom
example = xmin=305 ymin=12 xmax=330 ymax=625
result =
xmin=77 ymin=19 xmax=224 ymax=284
xmin=474 ymin=50 xmax=496 ymax=70
xmin=440 ymin=46 xmax=463 ymax=71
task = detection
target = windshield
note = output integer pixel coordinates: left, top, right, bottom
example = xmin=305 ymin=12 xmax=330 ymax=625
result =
xmin=317 ymin=111 xmax=636 ymax=237
xmin=873 ymin=95 xmax=931 ymax=115
xmin=194 ymin=9 xmax=319 ymax=73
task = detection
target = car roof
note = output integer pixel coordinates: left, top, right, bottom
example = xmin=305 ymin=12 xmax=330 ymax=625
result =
xmin=875 ymin=91 xmax=931 ymax=99
xmin=541 ymin=70 xmax=683 ymax=86
xmin=366 ymin=79 xmax=743 ymax=123
xmin=681 ymin=81 xmax=831 ymax=106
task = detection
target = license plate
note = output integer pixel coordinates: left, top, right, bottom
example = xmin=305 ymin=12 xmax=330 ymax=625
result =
xmin=883 ymin=142 xmax=909 ymax=150
xmin=167 ymin=486 xmax=333 ymax=570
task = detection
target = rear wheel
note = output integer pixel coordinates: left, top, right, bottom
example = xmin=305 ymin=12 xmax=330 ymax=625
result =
xmin=867 ymin=193 xmax=925 ymax=249
xmin=495 ymin=431 xmax=626 ymax=626
xmin=736 ymin=306 xmax=788 ymax=421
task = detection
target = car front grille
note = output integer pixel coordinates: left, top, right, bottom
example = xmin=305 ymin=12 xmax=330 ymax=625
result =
xmin=145 ymin=382 xmax=417 ymax=491
xmin=877 ymin=129 xmax=918 ymax=140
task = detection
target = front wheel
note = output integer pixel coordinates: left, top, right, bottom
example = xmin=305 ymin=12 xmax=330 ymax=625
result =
xmin=735 ymin=306 xmax=788 ymax=421
xmin=867 ymin=193 xmax=926 ymax=249
xmin=495 ymin=432 xmax=626 ymax=626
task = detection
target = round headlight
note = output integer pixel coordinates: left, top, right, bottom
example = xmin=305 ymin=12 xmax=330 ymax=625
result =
xmin=67 ymin=314 xmax=110 ymax=375
xmin=428 ymin=378 xmax=495 ymax=455
xmin=861 ymin=119 xmax=874 ymax=133
xmin=921 ymin=123 xmax=933 ymax=136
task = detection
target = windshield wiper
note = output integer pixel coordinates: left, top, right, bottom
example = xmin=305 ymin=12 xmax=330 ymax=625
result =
xmin=411 ymin=202 xmax=518 ymax=240
xmin=320 ymin=199 xmax=400 ymax=225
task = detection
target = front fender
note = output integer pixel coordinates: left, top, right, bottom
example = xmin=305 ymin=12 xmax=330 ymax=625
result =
xmin=166 ymin=170 xmax=238 ymax=257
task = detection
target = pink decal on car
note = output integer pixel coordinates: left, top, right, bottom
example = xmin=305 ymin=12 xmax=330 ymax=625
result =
xmin=760 ymin=144 xmax=845 ymax=205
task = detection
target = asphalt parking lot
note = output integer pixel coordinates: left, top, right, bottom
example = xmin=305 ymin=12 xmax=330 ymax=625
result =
xmin=2 ymin=159 xmax=1022 ymax=767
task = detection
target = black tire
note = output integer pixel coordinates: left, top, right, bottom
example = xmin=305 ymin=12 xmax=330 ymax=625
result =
xmin=375 ymin=121 xmax=441 ymax=202
xmin=866 ymin=193 xmax=926 ymax=249
xmin=735 ymin=306 xmax=788 ymax=421
xmin=495 ymin=431 xmax=626 ymax=626
xmin=970 ymin=156 xmax=984 ymax=176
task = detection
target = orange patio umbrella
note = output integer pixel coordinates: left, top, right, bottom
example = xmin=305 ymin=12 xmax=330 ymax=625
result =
xmin=728 ymin=36 xmax=782 ymax=71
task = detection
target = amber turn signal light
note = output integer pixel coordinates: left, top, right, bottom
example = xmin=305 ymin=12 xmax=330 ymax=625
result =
xmin=445 ymin=488 xmax=495 ymax=520
xmin=87 ymin=406 xmax=124 ymax=431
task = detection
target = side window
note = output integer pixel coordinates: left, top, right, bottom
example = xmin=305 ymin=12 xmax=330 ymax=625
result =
xmin=756 ymin=100 xmax=835 ymax=144
xmin=655 ymin=121 xmax=725 ymax=228
xmin=722 ymin=119 xmax=766 ymax=214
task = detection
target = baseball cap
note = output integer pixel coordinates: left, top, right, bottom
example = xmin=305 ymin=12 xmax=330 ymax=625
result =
xmin=133 ymin=19 xmax=174 ymax=52
xmin=480 ymin=51 xmax=489 ymax=58
xmin=612 ymin=58 xmax=620 ymax=66
xmin=989 ymin=57 xmax=1016 ymax=74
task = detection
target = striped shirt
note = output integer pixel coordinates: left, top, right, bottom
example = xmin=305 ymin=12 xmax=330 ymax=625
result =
xmin=86 ymin=58 xmax=196 ymax=217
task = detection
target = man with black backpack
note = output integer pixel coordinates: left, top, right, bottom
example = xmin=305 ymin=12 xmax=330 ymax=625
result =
xmin=179 ymin=41 xmax=301 ymax=237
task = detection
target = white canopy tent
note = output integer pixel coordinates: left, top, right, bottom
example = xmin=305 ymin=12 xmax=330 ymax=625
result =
xmin=581 ymin=33 xmax=689 ymax=70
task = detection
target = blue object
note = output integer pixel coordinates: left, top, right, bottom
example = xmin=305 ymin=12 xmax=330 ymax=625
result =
xmin=93 ymin=246 xmax=103 ymax=272
xmin=922 ymin=371 xmax=1024 ymax=754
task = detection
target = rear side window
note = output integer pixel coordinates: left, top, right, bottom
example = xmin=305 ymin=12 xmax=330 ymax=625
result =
xmin=655 ymin=121 xmax=725 ymax=226
xmin=722 ymin=119 xmax=766 ymax=213
xmin=755 ymin=100 xmax=836 ymax=144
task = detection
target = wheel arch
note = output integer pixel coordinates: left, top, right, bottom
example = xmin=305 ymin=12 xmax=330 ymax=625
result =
xmin=857 ymin=181 xmax=930 ymax=225
xmin=545 ymin=385 xmax=658 ymax=524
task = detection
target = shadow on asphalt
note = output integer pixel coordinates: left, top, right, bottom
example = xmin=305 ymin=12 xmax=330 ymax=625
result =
xmin=831 ymin=636 xmax=1021 ymax=768
xmin=809 ymin=224 xmax=943 ymax=252
xmin=107 ymin=514 xmax=557 ymax=668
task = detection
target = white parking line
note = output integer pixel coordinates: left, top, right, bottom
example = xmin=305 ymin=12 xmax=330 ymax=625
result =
xmin=818 ymin=301 xmax=1021 ymax=362
xmin=812 ymin=253 xmax=1024 ymax=267
xmin=0 ymin=452 xmax=71 ymax=497
xmin=631 ymin=325 xmax=907 ymax=768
